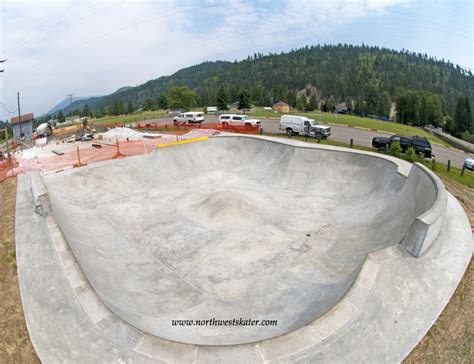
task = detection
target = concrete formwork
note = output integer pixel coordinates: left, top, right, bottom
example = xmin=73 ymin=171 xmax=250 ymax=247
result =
xmin=15 ymin=135 xmax=472 ymax=362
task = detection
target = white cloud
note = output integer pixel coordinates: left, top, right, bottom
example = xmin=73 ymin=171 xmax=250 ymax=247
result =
xmin=0 ymin=0 xmax=470 ymax=120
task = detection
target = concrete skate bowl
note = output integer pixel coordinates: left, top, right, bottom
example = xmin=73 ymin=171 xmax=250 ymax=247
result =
xmin=40 ymin=135 xmax=446 ymax=346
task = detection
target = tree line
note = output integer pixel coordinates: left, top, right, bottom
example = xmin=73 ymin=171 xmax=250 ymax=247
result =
xmin=50 ymin=44 xmax=473 ymax=140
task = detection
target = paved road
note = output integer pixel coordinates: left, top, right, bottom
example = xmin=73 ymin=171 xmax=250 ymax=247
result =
xmin=141 ymin=116 xmax=471 ymax=169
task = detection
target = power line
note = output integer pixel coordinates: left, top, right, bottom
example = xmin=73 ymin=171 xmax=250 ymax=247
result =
xmin=4 ymin=2 xmax=82 ymax=57
xmin=2 ymin=0 xmax=472 ymax=84
xmin=5 ymin=1 xmax=117 ymax=60
xmin=0 ymin=102 xmax=17 ymax=114
xmin=3 ymin=0 xmax=246 ymax=83
xmin=67 ymin=93 xmax=75 ymax=118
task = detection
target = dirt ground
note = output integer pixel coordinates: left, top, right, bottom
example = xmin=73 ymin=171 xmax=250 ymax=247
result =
xmin=0 ymin=176 xmax=472 ymax=363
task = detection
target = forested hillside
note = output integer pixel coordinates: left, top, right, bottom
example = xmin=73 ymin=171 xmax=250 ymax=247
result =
xmin=54 ymin=44 xmax=473 ymax=121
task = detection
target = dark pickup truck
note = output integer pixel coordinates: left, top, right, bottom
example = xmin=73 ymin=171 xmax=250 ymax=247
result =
xmin=372 ymin=135 xmax=432 ymax=158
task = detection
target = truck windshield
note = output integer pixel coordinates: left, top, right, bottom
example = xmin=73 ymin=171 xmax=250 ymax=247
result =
xmin=309 ymin=120 xmax=319 ymax=126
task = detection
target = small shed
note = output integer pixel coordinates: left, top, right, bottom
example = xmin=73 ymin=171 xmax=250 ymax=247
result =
xmin=11 ymin=113 xmax=34 ymax=141
xmin=273 ymin=101 xmax=290 ymax=113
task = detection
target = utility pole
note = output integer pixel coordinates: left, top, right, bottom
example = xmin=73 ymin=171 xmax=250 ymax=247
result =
xmin=17 ymin=91 xmax=23 ymax=152
xmin=5 ymin=128 xmax=9 ymax=156
xmin=67 ymin=93 xmax=75 ymax=124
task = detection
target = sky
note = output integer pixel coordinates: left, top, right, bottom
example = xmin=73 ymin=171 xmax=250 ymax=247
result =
xmin=0 ymin=0 xmax=473 ymax=121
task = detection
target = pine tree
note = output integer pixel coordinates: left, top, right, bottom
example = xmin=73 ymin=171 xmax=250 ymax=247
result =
xmin=81 ymin=104 xmax=91 ymax=117
xmin=216 ymin=85 xmax=229 ymax=110
xmin=453 ymin=96 xmax=470 ymax=137
xmin=308 ymin=94 xmax=318 ymax=111
xmin=376 ymin=91 xmax=391 ymax=118
xmin=144 ymin=97 xmax=154 ymax=111
xmin=237 ymin=89 xmax=251 ymax=110
xmin=295 ymin=96 xmax=307 ymax=111
xmin=157 ymin=93 xmax=168 ymax=109
xmin=58 ymin=110 xmax=65 ymax=123
xmin=127 ymin=101 xmax=134 ymax=114
xmin=465 ymin=96 xmax=473 ymax=133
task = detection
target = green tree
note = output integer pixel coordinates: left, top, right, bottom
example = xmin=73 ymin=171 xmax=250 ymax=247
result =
xmin=395 ymin=88 xmax=420 ymax=124
xmin=144 ymin=97 xmax=154 ymax=111
xmin=57 ymin=110 xmax=66 ymax=123
xmin=295 ymin=96 xmax=307 ymax=111
xmin=216 ymin=85 xmax=229 ymax=110
xmin=287 ymin=91 xmax=297 ymax=108
xmin=127 ymin=101 xmax=134 ymax=114
xmin=376 ymin=91 xmax=391 ymax=118
xmin=325 ymin=97 xmax=336 ymax=112
xmin=465 ymin=96 xmax=473 ymax=133
xmin=425 ymin=94 xmax=443 ymax=127
xmin=237 ymin=89 xmax=252 ymax=110
xmin=453 ymin=96 xmax=469 ymax=137
xmin=273 ymin=84 xmax=288 ymax=103
xmin=157 ymin=93 xmax=168 ymax=109
xmin=115 ymin=100 xmax=126 ymax=115
xmin=167 ymin=86 xmax=197 ymax=110
xmin=94 ymin=109 xmax=103 ymax=118
xmin=307 ymin=94 xmax=318 ymax=111
xmin=81 ymin=104 xmax=91 ymax=117
xmin=354 ymin=97 xmax=365 ymax=115
xmin=364 ymin=82 xmax=379 ymax=115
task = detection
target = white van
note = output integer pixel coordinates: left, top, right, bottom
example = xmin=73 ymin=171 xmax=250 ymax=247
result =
xmin=218 ymin=114 xmax=260 ymax=126
xmin=279 ymin=115 xmax=331 ymax=138
xmin=206 ymin=106 xmax=218 ymax=115
xmin=173 ymin=112 xmax=205 ymax=124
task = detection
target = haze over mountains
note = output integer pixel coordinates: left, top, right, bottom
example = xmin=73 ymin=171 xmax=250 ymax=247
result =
xmin=47 ymin=44 xmax=473 ymax=117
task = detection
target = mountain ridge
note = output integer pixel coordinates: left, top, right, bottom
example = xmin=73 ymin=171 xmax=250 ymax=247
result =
xmin=47 ymin=44 xmax=473 ymax=117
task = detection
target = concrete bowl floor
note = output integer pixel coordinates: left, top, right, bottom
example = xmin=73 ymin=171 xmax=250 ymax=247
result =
xmin=41 ymin=136 xmax=438 ymax=346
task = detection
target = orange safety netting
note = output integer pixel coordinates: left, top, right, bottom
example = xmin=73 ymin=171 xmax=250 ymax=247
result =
xmin=0 ymin=129 xmax=218 ymax=182
xmin=136 ymin=122 xmax=261 ymax=135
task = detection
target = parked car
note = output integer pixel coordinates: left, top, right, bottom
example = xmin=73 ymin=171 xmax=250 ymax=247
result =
xmin=464 ymin=157 xmax=474 ymax=171
xmin=372 ymin=135 xmax=432 ymax=158
xmin=218 ymin=114 xmax=261 ymax=126
xmin=279 ymin=115 xmax=331 ymax=138
xmin=173 ymin=112 xmax=205 ymax=124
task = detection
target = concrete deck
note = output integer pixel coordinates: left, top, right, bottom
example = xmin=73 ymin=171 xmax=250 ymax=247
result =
xmin=15 ymin=135 xmax=472 ymax=362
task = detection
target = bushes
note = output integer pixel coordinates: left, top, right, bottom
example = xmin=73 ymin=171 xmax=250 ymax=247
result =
xmin=460 ymin=131 xmax=474 ymax=143
xmin=404 ymin=147 xmax=417 ymax=163
xmin=388 ymin=141 xmax=401 ymax=158
xmin=387 ymin=143 xmax=424 ymax=164
xmin=416 ymin=152 xmax=425 ymax=164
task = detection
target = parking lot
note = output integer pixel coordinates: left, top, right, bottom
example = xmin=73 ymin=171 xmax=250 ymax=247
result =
xmin=142 ymin=115 xmax=471 ymax=169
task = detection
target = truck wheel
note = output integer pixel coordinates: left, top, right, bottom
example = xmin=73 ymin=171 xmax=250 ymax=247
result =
xmin=286 ymin=129 xmax=292 ymax=136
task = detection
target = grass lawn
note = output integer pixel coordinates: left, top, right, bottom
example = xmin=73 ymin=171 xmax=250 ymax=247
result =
xmin=89 ymin=110 xmax=167 ymax=125
xmin=251 ymin=108 xmax=448 ymax=147
xmin=266 ymin=132 xmax=474 ymax=189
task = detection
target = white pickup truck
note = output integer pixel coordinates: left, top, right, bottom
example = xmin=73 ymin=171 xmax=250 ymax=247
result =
xmin=279 ymin=115 xmax=331 ymax=138
xmin=219 ymin=114 xmax=261 ymax=126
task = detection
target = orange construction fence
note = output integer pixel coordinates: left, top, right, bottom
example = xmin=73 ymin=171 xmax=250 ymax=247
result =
xmin=136 ymin=122 xmax=261 ymax=135
xmin=0 ymin=129 xmax=218 ymax=182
